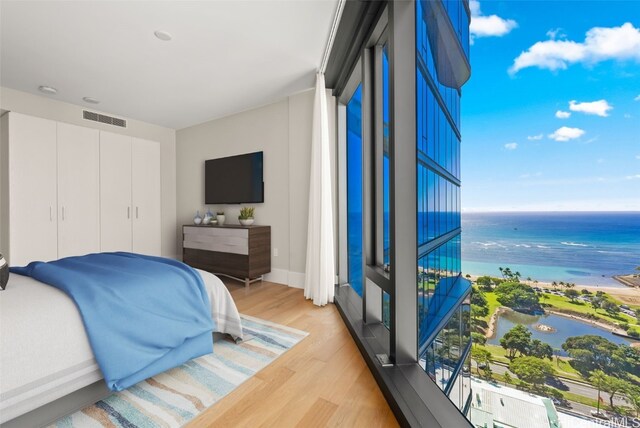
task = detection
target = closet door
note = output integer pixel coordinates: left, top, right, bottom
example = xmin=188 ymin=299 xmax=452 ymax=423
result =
xmin=7 ymin=113 xmax=58 ymax=265
xmin=132 ymin=138 xmax=161 ymax=255
xmin=100 ymin=132 xmax=132 ymax=252
xmin=57 ymin=123 xmax=100 ymax=258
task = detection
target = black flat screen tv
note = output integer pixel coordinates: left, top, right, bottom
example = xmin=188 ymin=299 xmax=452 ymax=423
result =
xmin=205 ymin=152 xmax=264 ymax=204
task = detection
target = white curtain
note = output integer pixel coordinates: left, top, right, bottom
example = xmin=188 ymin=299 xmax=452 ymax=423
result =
xmin=304 ymin=73 xmax=336 ymax=306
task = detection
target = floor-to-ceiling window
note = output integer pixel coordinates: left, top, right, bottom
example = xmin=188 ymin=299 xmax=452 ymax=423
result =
xmin=416 ymin=0 xmax=471 ymax=414
xmin=330 ymin=1 xmax=471 ymax=425
xmin=347 ymin=85 xmax=363 ymax=297
xmin=382 ymin=44 xmax=391 ymax=329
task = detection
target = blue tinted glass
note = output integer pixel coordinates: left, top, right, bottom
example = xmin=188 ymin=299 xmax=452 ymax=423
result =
xmin=347 ymin=85 xmax=363 ymax=297
xmin=417 ymin=0 xmax=469 ymax=415
xmin=383 ymin=46 xmax=390 ymax=268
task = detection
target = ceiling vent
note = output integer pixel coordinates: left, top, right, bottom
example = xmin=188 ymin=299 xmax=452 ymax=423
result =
xmin=83 ymin=110 xmax=127 ymax=128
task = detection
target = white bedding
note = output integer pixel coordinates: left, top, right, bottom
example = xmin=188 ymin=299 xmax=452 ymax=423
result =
xmin=0 ymin=268 xmax=242 ymax=424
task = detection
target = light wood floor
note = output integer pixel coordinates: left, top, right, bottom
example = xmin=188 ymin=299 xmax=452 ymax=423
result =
xmin=186 ymin=280 xmax=399 ymax=428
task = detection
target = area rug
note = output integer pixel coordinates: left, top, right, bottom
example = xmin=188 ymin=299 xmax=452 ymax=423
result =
xmin=49 ymin=315 xmax=308 ymax=427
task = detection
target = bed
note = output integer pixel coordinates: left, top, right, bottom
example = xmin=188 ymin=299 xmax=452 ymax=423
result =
xmin=0 ymin=256 xmax=242 ymax=425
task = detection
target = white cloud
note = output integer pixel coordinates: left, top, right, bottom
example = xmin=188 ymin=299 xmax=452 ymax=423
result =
xmin=555 ymin=110 xmax=571 ymax=119
xmin=636 ymin=155 xmax=640 ymax=160
xmin=509 ymin=22 xmax=640 ymax=74
xmin=635 ymin=95 xmax=640 ymax=101
xmin=596 ymin=158 xmax=605 ymax=164
xmin=626 ymin=174 xmax=640 ymax=180
xmin=519 ymin=172 xmax=543 ymax=179
xmin=624 ymin=114 xmax=632 ymax=119
xmin=569 ymin=99 xmax=613 ymax=117
xmin=527 ymin=134 xmax=544 ymax=141
xmin=548 ymin=126 xmax=586 ymax=142
xmin=504 ymin=142 xmax=518 ymax=150
xmin=546 ymin=28 xmax=566 ymax=40
xmin=469 ymin=0 xmax=517 ymax=39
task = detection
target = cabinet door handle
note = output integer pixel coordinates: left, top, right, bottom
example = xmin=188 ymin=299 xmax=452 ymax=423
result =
xmin=136 ymin=207 xmax=139 ymax=219
xmin=50 ymin=206 xmax=53 ymax=221
xmin=127 ymin=207 xmax=130 ymax=219
xmin=62 ymin=206 xmax=65 ymax=221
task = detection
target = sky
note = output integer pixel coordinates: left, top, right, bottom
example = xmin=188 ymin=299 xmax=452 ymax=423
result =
xmin=461 ymin=0 xmax=640 ymax=212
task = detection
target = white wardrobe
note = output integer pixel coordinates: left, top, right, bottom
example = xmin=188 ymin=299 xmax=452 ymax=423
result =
xmin=100 ymin=132 xmax=161 ymax=255
xmin=0 ymin=112 xmax=161 ymax=266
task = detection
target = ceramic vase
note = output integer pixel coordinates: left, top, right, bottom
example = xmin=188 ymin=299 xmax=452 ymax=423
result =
xmin=193 ymin=210 xmax=203 ymax=225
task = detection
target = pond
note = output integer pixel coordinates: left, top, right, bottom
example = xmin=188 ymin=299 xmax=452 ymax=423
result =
xmin=487 ymin=310 xmax=634 ymax=355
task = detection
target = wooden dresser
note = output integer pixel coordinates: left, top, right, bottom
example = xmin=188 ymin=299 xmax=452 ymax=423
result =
xmin=182 ymin=224 xmax=271 ymax=287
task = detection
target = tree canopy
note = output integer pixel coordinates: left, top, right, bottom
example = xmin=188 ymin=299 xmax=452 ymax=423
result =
xmin=509 ymin=356 xmax=555 ymax=389
xmin=500 ymin=324 xmax=532 ymax=359
xmin=562 ymin=335 xmax=640 ymax=377
xmin=494 ymin=282 xmax=540 ymax=312
xmin=564 ymin=289 xmax=580 ymax=302
xmin=528 ymin=339 xmax=554 ymax=360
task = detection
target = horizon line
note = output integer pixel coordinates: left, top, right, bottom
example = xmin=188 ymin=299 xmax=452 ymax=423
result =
xmin=461 ymin=209 xmax=640 ymax=213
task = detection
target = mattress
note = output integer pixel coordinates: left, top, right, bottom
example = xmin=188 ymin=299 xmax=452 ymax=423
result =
xmin=0 ymin=268 xmax=241 ymax=424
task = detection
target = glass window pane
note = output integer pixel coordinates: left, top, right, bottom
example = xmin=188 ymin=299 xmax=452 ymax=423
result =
xmin=382 ymin=45 xmax=390 ymax=268
xmin=347 ymin=85 xmax=363 ymax=297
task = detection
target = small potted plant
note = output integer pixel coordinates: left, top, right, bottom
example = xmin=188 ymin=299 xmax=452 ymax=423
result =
xmin=238 ymin=207 xmax=255 ymax=226
xmin=216 ymin=211 xmax=226 ymax=226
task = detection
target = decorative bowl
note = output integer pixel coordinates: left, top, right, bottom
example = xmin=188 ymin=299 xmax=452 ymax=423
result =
xmin=239 ymin=218 xmax=254 ymax=226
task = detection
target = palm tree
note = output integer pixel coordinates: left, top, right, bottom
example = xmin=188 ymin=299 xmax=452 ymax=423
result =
xmin=552 ymin=281 xmax=558 ymax=290
xmin=590 ymin=370 xmax=607 ymax=415
xmin=626 ymin=389 xmax=640 ymax=417
xmin=499 ymin=267 xmax=504 ymax=278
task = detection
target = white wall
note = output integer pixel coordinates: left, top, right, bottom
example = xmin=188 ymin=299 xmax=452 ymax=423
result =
xmin=176 ymin=89 xmax=336 ymax=288
xmin=0 ymin=87 xmax=178 ymax=258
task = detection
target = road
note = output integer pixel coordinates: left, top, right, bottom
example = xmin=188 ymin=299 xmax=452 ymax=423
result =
xmin=487 ymin=362 xmax=629 ymax=408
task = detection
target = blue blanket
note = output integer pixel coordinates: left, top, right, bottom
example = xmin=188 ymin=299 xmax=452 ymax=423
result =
xmin=10 ymin=252 xmax=214 ymax=391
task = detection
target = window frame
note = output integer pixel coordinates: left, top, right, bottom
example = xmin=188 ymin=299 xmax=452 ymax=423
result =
xmin=332 ymin=1 xmax=472 ymax=426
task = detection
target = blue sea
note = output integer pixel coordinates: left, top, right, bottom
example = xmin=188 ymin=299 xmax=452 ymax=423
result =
xmin=462 ymin=212 xmax=640 ymax=287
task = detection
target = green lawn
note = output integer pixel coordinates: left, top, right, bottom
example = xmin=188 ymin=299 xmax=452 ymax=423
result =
xmin=475 ymin=343 xmax=585 ymax=382
xmin=479 ymin=286 xmax=639 ymax=331
xmin=541 ymin=293 xmax=639 ymax=328
xmin=482 ymin=291 xmax=500 ymax=323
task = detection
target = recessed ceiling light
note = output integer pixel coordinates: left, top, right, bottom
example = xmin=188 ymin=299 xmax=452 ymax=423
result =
xmin=38 ymin=85 xmax=57 ymax=95
xmin=154 ymin=30 xmax=172 ymax=41
xmin=83 ymin=97 xmax=100 ymax=104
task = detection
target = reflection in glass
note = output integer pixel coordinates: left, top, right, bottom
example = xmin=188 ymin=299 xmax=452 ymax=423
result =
xmin=347 ymin=85 xmax=363 ymax=296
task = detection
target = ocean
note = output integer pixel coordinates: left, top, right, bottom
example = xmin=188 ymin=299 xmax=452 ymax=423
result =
xmin=461 ymin=212 xmax=640 ymax=287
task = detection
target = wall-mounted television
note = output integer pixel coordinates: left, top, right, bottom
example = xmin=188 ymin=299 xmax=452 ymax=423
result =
xmin=205 ymin=152 xmax=264 ymax=204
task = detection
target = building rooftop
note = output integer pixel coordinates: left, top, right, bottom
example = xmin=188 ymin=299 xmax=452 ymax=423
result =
xmin=469 ymin=378 xmax=560 ymax=428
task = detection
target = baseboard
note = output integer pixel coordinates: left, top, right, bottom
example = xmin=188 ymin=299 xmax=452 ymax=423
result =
xmin=264 ymin=269 xmax=305 ymax=289
xmin=288 ymin=271 xmax=305 ymax=289
xmin=264 ymin=268 xmax=290 ymax=286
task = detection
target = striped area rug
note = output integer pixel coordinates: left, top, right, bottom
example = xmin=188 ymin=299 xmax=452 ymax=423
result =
xmin=50 ymin=315 xmax=308 ymax=428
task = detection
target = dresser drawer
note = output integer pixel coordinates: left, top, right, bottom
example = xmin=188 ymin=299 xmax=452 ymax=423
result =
xmin=183 ymin=226 xmax=248 ymax=239
xmin=183 ymin=226 xmax=248 ymax=255
xmin=182 ymin=225 xmax=270 ymax=281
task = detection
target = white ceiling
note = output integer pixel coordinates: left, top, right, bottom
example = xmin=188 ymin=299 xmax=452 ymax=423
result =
xmin=1 ymin=1 xmax=337 ymax=129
